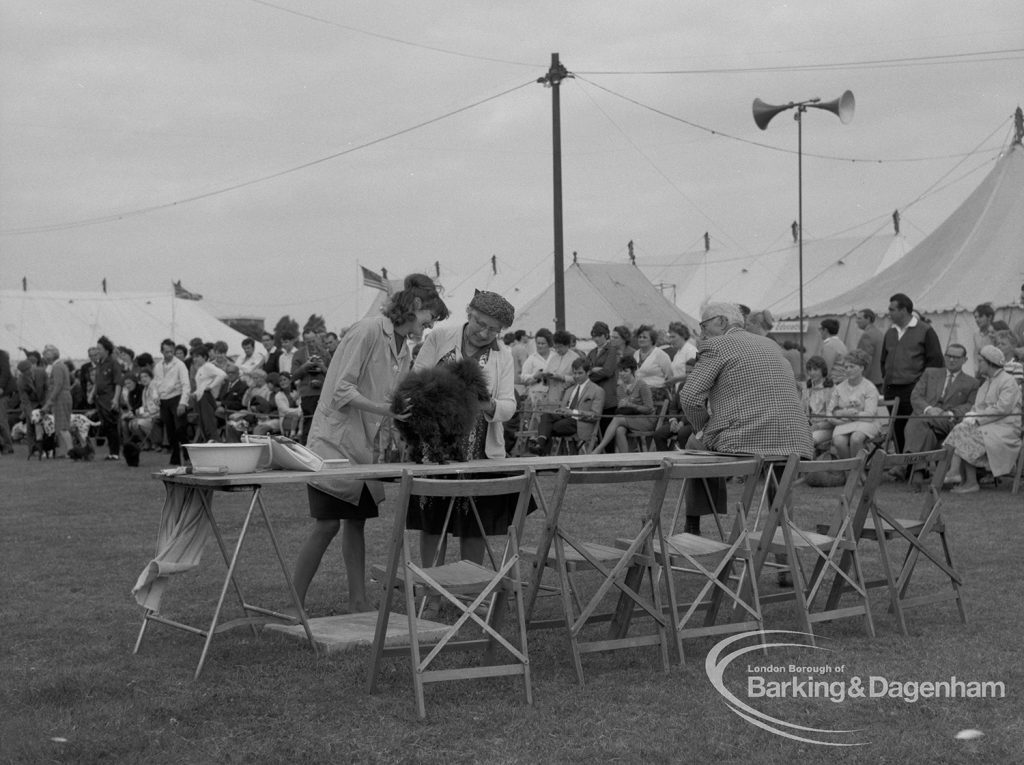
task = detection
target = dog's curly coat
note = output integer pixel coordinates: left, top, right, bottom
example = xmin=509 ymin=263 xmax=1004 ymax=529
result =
xmin=390 ymin=358 xmax=490 ymax=464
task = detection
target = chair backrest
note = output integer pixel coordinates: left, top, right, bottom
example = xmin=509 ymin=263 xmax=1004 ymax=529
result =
xmin=876 ymin=397 xmax=900 ymax=452
xmin=661 ymin=456 xmax=764 ymax=532
xmin=652 ymin=399 xmax=671 ymax=429
xmin=1015 ymin=380 xmax=1024 ymax=494
xmin=855 ymin=449 xmax=951 ymax=536
xmin=758 ymin=452 xmax=867 ymax=539
xmin=392 ymin=469 xmax=537 ymax=565
xmin=544 ymin=464 xmax=670 ymax=536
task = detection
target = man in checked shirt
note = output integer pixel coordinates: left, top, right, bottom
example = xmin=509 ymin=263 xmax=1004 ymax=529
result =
xmin=680 ymin=302 xmax=814 ymax=585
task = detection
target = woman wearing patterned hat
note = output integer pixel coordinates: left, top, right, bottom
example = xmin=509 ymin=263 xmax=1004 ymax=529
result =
xmin=943 ymin=345 xmax=1023 ymax=494
xmin=406 ymin=289 xmax=522 ymax=570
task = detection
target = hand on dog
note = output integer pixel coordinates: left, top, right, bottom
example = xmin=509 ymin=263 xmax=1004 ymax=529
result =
xmin=391 ymin=400 xmax=413 ymax=422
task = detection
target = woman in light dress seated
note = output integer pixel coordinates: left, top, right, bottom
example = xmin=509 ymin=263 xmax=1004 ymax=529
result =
xmin=536 ymin=329 xmax=578 ymax=417
xmin=825 ymin=350 xmax=882 ymax=459
xmin=252 ymin=372 xmax=302 ymax=437
xmin=944 ymin=345 xmax=1023 ymax=494
xmin=519 ymin=328 xmax=554 ymax=431
xmin=128 ymin=369 xmax=163 ymax=448
xmin=802 ymin=355 xmax=835 ymax=454
xmin=633 ymin=325 xmax=673 ymax=403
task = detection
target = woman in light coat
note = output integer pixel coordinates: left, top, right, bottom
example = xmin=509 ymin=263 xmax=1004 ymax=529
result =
xmin=292 ymin=274 xmax=448 ymax=613
xmin=945 ymin=345 xmax=1023 ymax=494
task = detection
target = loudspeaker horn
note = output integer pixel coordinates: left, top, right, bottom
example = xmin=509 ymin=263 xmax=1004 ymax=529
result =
xmin=752 ymin=98 xmax=793 ymax=131
xmin=809 ymin=90 xmax=855 ymax=124
xmin=752 ymin=90 xmax=855 ymax=130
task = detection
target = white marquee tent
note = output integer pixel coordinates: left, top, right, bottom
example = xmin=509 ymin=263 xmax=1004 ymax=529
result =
xmin=643 ymin=233 xmax=906 ymax=322
xmin=0 ymin=290 xmax=250 ymax=364
xmin=512 ymin=262 xmax=700 ymax=338
xmin=796 ymin=132 xmax=1024 ymax=374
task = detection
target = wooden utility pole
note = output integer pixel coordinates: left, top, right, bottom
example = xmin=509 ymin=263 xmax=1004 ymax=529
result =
xmin=538 ymin=53 xmax=571 ymax=330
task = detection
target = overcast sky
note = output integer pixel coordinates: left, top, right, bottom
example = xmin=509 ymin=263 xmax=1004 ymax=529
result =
xmin=1 ymin=1 xmax=1020 ymax=335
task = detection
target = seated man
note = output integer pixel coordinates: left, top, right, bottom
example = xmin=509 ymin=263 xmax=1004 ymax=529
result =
xmin=899 ymin=343 xmax=979 ymax=479
xmin=218 ymin=364 xmax=248 ymax=414
xmin=529 ymin=357 xmax=604 ymax=455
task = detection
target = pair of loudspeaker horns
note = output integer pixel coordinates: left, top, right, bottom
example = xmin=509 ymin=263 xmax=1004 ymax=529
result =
xmin=752 ymin=90 xmax=855 ymax=130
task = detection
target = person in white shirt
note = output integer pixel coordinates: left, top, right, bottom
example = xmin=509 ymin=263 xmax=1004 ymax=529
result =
xmin=191 ymin=344 xmax=227 ymax=441
xmin=664 ymin=321 xmax=698 ymax=388
xmin=633 ymin=325 xmax=673 ymax=402
xmin=276 ymin=334 xmax=298 ymax=378
xmin=152 ymin=338 xmax=192 ymax=465
xmin=237 ymin=337 xmax=266 ymax=376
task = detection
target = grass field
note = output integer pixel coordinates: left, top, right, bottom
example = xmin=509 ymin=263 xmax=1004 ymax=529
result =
xmin=1 ymin=447 xmax=1022 ymax=764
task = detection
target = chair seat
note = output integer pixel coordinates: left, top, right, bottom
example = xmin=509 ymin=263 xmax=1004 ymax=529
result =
xmin=861 ymin=516 xmax=924 ymax=536
xmin=749 ymin=526 xmax=836 ymax=552
xmin=521 ymin=541 xmax=626 ymax=569
xmin=615 ymin=533 xmax=734 ymax=559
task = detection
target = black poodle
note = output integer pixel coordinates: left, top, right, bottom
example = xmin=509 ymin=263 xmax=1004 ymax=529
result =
xmin=391 ymin=358 xmax=490 ymax=464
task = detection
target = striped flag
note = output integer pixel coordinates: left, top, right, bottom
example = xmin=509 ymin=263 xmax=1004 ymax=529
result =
xmin=361 ymin=266 xmax=388 ymax=292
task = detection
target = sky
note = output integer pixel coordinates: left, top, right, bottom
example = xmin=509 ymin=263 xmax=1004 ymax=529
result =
xmin=1 ymin=1 xmax=1021 ymax=338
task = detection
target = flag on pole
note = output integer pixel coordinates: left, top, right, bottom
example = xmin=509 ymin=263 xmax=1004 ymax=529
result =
xmin=361 ymin=266 xmax=388 ymax=292
xmin=172 ymin=280 xmax=203 ymax=300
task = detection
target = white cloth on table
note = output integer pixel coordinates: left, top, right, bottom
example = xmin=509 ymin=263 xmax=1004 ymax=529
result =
xmin=132 ymin=482 xmax=213 ymax=611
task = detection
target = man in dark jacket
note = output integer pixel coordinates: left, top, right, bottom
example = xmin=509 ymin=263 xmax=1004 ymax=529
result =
xmin=585 ymin=321 xmax=620 ymax=440
xmin=880 ymin=293 xmax=944 ymax=453
xmin=91 ymin=336 xmax=124 ymax=460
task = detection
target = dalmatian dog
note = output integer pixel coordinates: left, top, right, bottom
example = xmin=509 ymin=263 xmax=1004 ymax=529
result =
xmin=70 ymin=412 xmax=101 ymax=448
xmin=29 ymin=408 xmax=57 ymax=459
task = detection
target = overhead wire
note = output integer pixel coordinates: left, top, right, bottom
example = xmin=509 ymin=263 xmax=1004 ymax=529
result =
xmin=575 ymin=75 xmax=1010 ymax=164
xmin=571 ymin=78 xmax=756 ymax=264
xmin=0 ymin=79 xmax=536 ymax=236
xmin=244 ymin=0 xmax=539 ymax=67
xmin=576 ymin=47 xmax=1024 ymax=75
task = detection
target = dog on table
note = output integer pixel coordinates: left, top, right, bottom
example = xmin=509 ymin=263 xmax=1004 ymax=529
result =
xmin=28 ymin=409 xmax=57 ymax=459
xmin=390 ymin=358 xmax=490 ymax=464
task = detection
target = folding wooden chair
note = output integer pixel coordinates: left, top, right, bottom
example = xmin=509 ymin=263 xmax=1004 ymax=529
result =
xmin=367 ymin=470 xmax=535 ymax=719
xmin=868 ymin=397 xmax=900 ymax=459
xmin=646 ymin=458 xmax=765 ymax=663
xmin=1013 ymin=380 xmax=1024 ymax=494
xmin=521 ymin=465 xmax=678 ymax=684
xmin=831 ymin=448 xmax=965 ymax=636
xmin=747 ymin=453 xmax=875 ymax=645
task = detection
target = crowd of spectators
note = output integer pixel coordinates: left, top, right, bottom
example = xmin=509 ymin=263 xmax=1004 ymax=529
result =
xmin=1 ymin=327 xmax=341 ymax=463
xmin=2 ymin=288 xmax=1021 ymax=489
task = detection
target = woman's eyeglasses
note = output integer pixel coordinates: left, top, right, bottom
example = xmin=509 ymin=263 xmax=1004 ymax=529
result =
xmin=468 ymin=312 xmax=502 ymax=336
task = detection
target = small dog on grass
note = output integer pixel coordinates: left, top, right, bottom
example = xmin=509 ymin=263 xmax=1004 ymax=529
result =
xmin=28 ymin=409 xmax=57 ymax=459
xmin=70 ymin=413 xmax=101 ymax=446
xmin=390 ymin=358 xmax=490 ymax=464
